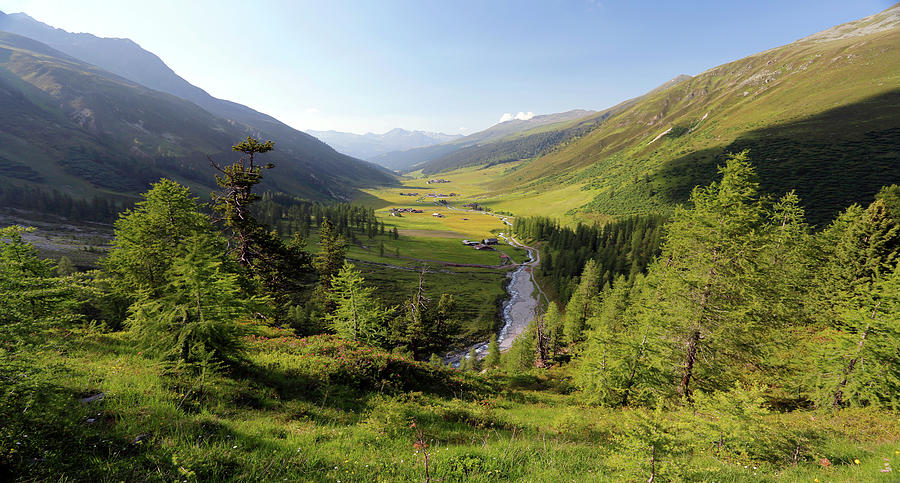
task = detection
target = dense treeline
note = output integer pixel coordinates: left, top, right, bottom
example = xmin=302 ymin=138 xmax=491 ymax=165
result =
xmin=1 ymin=137 xmax=455 ymax=365
xmin=510 ymin=152 xmax=900 ymax=413
xmin=513 ymin=214 xmax=666 ymax=302
xmin=0 ymin=183 xmax=127 ymax=222
xmin=251 ymin=192 xmax=385 ymax=243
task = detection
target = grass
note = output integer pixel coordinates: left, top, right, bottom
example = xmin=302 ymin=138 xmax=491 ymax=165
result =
xmin=353 ymin=22 xmax=900 ymax=228
xmin=356 ymin=163 xmax=596 ymax=226
xmin=352 ymin=263 xmax=508 ymax=343
xmin=4 ymin=327 xmax=899 ymax=482
xmin=302 ymin=209 xmax=517 ymax=344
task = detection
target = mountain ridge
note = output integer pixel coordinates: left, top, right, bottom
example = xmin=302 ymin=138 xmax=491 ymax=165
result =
xmin=370 ymin=108 xmax=601 ymax=171
xmin=307 ymin=128 xmax=462 ymax=162
xmin=476 ymin=3 xmax=900 ymax=225
xmin=0 ymin=9 xmax=396 ymax=200
xmin=0 ymin=30 xmax=395 ymax=210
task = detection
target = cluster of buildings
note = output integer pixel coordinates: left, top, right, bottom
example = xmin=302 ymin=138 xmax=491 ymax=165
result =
xmin=426 ymin=178 xmax=451 ymax=184
xmin=388 ymin=207 xmax=424 ymax=216
xmin=424 ymin=192 xmax=457 ymax=198
xmin=461 ymin=238 xmax=499 ymax=250
xmin=398 ymin=192 xmax=419 ymax=196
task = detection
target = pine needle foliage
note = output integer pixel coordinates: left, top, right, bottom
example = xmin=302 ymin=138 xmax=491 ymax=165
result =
xmin=325 ymin=261 xmax=390 ymax=346
xmin=127 ymin=233 xmax=265 ymax=364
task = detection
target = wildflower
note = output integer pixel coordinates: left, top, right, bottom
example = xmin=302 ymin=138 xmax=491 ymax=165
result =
xmin=854 ymin=459 xmax=861 ymax=465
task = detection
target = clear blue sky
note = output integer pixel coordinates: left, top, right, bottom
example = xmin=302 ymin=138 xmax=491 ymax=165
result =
xmin=0 ymin=0 xmax=894 ymax=134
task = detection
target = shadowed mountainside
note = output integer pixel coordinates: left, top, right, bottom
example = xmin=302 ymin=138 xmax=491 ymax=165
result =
xmin=0 ymin=30 xmax=395 ymax=206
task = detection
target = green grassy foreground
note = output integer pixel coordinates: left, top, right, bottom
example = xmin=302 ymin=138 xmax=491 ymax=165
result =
xmin=3 ymin=325 xmax=898 ymax=482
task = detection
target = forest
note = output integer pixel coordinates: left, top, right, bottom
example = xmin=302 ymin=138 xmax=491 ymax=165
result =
xmin=514 ymin=151 xmax=900 ymax=411
xmin=2 ymin=142 xmax=899 ymax=481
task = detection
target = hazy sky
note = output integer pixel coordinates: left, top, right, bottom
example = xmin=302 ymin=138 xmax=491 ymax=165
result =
xmin=0 ymin=0 xmax=893 ymax=134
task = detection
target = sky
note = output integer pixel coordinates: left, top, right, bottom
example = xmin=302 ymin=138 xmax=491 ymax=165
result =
xmin=0 ymin=0 xmax=894 ymax=134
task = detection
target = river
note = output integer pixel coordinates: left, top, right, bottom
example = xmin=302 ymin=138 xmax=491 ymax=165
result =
xmin=443 ymin=230 xmax=543 ymax=365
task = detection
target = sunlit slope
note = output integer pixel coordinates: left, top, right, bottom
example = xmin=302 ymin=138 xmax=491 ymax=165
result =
xmin=493 ymin=4 xmax=900 ymax=224
xmin=371 ymin=109 xmax=600 ymax=172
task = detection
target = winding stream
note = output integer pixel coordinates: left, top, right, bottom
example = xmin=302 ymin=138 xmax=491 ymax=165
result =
xmin=443 ymin=226 xmax=543 ymax=366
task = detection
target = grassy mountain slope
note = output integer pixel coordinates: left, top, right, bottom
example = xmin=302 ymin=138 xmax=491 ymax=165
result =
xmin=400 ymin=77 xmax=692 ymax=176
xmin=370 ymin=109 xmax=598 ymax=172
xmin=0 ymin=11 xmax=395 ymax=203
xmin=487 ymin=4 xmax=900 ymax=225
xmin=0 ymin=31 xmax=395 ymax=204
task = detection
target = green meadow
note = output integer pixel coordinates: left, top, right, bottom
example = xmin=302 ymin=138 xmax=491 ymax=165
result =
xmin=5 ymin=326 xmax=899 ymax=482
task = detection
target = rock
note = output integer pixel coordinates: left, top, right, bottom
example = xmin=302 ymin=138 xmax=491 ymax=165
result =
xmin=131 ymin=434 xmax=151 ymax=444
xmin=80 ymin=392 xmax=104 ymax=404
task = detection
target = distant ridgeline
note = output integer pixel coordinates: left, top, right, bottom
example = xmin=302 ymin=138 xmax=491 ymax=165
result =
xmin=513 ymin=214 xmax=666 ymax=302
xmin=251 ymin=192 xmax=384 ymax=243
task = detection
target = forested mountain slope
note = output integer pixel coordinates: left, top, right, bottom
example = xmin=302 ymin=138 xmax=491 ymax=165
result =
xmin=0 ymin=30 xmax=395 ymax=210
xmin=496 ymin=3 xmax=900 ymax=225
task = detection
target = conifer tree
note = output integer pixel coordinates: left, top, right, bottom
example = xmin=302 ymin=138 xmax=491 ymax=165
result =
xmin=544 ymin=302 xmax=564 ymax=356
xmin=105 ymin=179 xmax=212 ymax=298
xmin=646 ymin=151 xmax=769 ymax=399
xmin=314 ymin=219 xmax=347 ymax=299
xmin=127 ymin=233 xmax=261 ymax=364
xmin=210 ymin=138 xmax=313 ymax=317
xmin=210 ymin=137 xmax=275 ymax=266
xmin=389 ymin=268 xmax=458 ymax=359
xmin=1 ymin=226 xmax=88 ymax=337
xmin=575 ymin=274 xmax=668 ymax=407
xmin=503 ymin=321 xmax=537 ymax=373
xmin=466 ymin=348 xmax=481 ymax=372
xmin=325 ymin=261 xmax=388 ymax=346
xmin=563 ymin=259 xmax=601 ymax=344
xmin=809 ymin=198 xmax=900 ymax=409
xmin=484 ymin=335 xmax=501 ymax=369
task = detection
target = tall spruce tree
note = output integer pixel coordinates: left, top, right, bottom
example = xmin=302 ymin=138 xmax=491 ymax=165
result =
xmin=1 ymin=226 xmax=88 ymax=336
xmin=210 ymin=138 xmax=313 ymax=317
xmin=325 ymin=261 xmax=389 ymax=346
xmin=645 ymin=151 xmax=769 ymax=400
xmin=808 ymin=198 xmax=900 ymax=409
xmin=484 ymin=335 xmax=501 ymax=369
xmin=313 ymin=219 xmax=347 ymax=301
xmin=105 ymin=179 xmax=212 ymax=299
xmin=563 ymin=259 xmax=601 ymax=344
xmin=126 ymin=233 xmax=261 ymax=364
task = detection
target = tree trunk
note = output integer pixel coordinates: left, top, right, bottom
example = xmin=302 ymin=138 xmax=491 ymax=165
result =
xmin=679 ymin=329 xmax=701 ymax=400
xmin=832 ymin=318 xmax=874 ymax=408
xmin=535 ymin=315 xmax=549 ymax=368
xmin=622 ymin=322 xmax=651 ymax=407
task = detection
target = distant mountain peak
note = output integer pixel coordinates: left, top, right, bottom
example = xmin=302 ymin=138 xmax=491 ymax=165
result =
xmin=308 ymin=128 xmax=463 ymax=161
